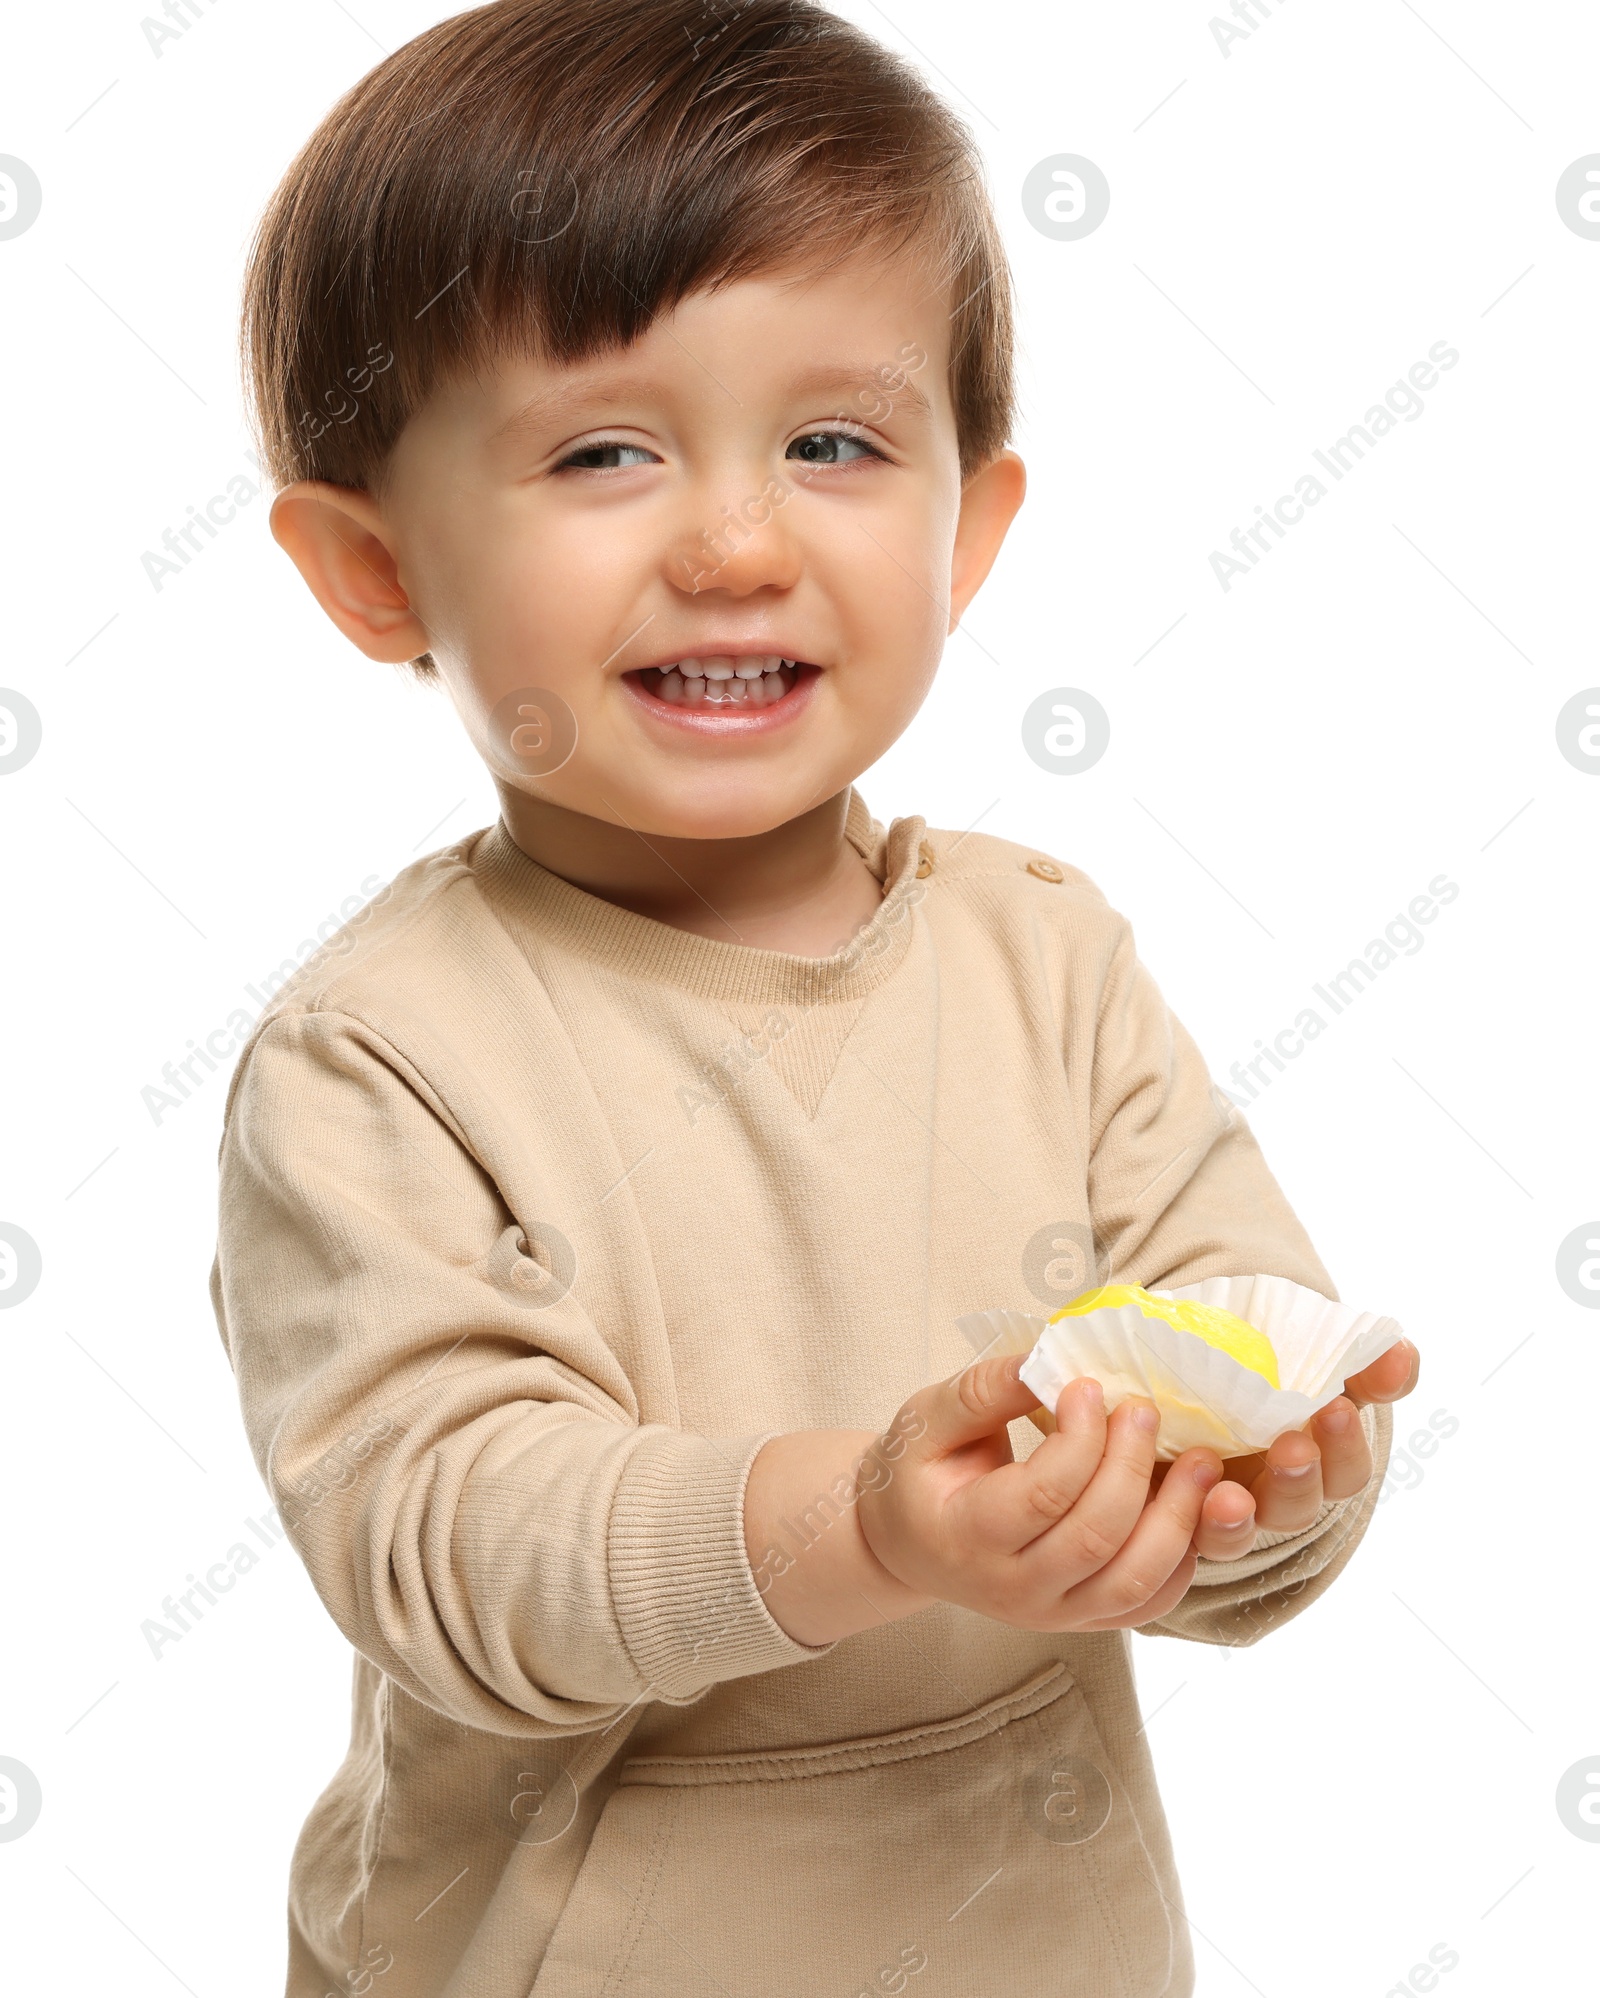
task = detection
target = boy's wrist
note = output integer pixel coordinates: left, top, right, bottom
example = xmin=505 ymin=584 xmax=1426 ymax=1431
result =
xmin=744 ymin=1428 xmax=936 ymax=1647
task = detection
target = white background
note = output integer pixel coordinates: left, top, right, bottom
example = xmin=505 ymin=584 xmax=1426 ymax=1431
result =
xmin=2 ymin=1 xmax=1597 ymax=1992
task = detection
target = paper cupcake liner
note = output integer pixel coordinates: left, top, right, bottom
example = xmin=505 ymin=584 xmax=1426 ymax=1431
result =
xmin=957 ymin=1273 xmax=1405 ymax=1460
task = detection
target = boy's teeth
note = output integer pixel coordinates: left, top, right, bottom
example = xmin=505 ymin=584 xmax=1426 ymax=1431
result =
xmin=647 ymin=657 xmax=797 ymax=706
xmin=670 ymin=656 xmax=786 ymax=679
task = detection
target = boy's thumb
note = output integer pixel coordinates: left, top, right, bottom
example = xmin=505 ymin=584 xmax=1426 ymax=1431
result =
xmin=918 ymin=1352 xmax=1043 ymax=1453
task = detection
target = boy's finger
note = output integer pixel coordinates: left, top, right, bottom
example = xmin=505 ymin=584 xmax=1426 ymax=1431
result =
xmin=1248 ymin=1427 xmax=1324 ymax=1533
xmin=1075 ymin=1546 xmax=1201 ymax=1632
xmin=966 ymin=1376 xmax=1108 ymax=1550
xmin=1045 ymin=1448 xmax=1220 ymax=1623
xmin=1307 ymin=1394 xmax=1374 ymax=1500
xmin=1344 ymin=1338 xmax=1419 ymax=1405
xmin=1191 ymin=1480 xmax=1257 ymax=1561
xmin=1012 ymin=1395 xmax=1165 ymax=1579
xmin=910 ymin=1353 xmax=1042 ymax=1458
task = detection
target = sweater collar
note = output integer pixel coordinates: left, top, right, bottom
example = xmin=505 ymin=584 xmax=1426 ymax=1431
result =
xmin=472 ymin=786 xmax=927 ymax=1006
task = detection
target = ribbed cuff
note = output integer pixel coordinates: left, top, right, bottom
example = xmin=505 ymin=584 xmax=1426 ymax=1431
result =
xmin=1247 ymin=1493 xmax=1354 ymax=1551
xmin=608 ymin=1428 xmax=837 ymax=1701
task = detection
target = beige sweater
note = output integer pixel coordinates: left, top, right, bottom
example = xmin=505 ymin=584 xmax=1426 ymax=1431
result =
xmin=210 ymin=788 xmax=1390 ymax=1998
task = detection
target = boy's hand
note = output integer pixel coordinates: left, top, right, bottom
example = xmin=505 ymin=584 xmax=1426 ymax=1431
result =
xmin=854 ymin=1354 xmax=1225 ymax=1634
xmin=1160 ymin=1336 xmax=1422 ymax=1561
xmin=746 ymin=1339 xmax=1419 ymax=1649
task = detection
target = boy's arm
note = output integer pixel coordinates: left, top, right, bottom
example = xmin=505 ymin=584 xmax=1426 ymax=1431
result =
xmin=1076 ymin=916 xmax=1395 ymax=1647
xmin=211 ymin=1009 xmax=837 ymax=1737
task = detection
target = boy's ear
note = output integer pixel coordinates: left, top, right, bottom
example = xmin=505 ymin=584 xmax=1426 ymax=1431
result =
xmin=269 ymin=481 xmax=434 ymax=664
xmin=948 ymin=448 xmax=1026 ymax=633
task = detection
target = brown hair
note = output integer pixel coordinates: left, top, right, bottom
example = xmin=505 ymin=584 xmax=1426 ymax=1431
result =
xmin=241 ymin=0 xmax=1015 ymax=674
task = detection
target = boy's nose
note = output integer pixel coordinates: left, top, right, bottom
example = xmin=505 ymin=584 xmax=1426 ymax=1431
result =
xmin=670 ymin=481 xmax=801 ymax=596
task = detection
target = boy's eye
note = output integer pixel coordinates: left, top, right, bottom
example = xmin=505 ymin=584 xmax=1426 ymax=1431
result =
xmin=552 ymin=431 xmax=884 ymax=472
xmin=787 ymin=430 xmax=882 ymax=466
xmin=556 ymin=440 xmax=658 ymax=471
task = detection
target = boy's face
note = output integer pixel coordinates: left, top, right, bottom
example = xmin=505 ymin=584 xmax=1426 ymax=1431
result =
xmin=275 ymin=247 xmax=1023 ymax=841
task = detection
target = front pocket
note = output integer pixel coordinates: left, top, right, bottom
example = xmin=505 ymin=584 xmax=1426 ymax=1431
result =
xmin=531 ymin=1663 xmax=1179 ymax=1998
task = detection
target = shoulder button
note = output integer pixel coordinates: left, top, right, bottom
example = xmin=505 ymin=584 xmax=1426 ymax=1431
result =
xmin=915 ymin=839 xmax=936 ymax=879
xmin=1025 ymin=857 xmax=1064 ymax=883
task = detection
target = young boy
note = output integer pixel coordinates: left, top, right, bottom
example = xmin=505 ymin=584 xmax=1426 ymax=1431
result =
xmin=216 ymin=2 xmax=1417 ymax=1991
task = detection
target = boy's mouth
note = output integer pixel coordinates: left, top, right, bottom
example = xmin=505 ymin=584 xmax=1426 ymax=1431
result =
xmin=625 ymin=656 xmax=810 ymax=709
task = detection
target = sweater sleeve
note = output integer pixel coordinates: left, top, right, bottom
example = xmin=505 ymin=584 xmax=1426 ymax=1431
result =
xmin=210 ymin=1009 xmax=834 ymax=1737
xmin=1079 ymin=918 xmax=1394 ymax=1646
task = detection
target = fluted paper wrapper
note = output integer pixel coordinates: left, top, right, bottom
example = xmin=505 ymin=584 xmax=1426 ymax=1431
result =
xmin=957 ymin=1274 xmax=1404 ymax=1460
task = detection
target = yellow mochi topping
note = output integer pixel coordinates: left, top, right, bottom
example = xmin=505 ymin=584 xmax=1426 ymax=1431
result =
xmin=1048 ymin=1284 xmax=1280 ymax=1389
